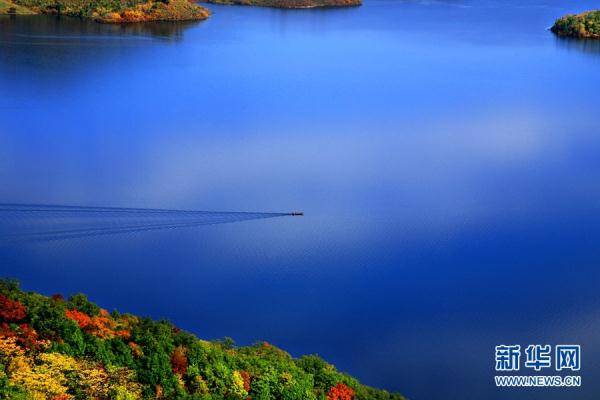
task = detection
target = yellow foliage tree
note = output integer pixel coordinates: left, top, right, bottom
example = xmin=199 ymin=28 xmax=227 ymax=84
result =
xmin=8 ymin=352 xmax=71 ymax=400
xmin=0 ymin=337 xmax=23 ymax=358
xmin=106 ymin=365 xmax=143 ymax=399
xmin=230 ymin=370 xmax=249 ymax=399
xmin=0 ymin=337 xmax=141 ymax=400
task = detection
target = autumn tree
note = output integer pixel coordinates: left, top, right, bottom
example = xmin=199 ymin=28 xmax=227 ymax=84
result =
xmin=0 ymin=294 xmax=26 ymax=322
xmin=171 ymin=346 xmax=188 ymax=375
xmin=327 ymin=383 xmax=355 ymax=400
xmin=65 ymin=309 xmax=92 ymax=329
xmin=240 ymin=370 xmax=251 ymax=392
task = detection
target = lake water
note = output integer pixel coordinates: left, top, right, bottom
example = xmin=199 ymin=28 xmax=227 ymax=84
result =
xmin=1 ymin=1 xmax=600 ymax=398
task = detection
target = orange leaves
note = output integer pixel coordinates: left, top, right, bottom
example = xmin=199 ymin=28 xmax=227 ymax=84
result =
xmin=89 ymin=311 xmax=117 ymax=339
xmin=0 ymin=294 xmax=27 ymax=322
xmin=156 ymin=384 xmax=164 ymax=398
xmin=65 ymin=309 xmax=93 ymax=329
xmin=128 ymin=341 xmax=143 ymax=358
xmin=171 ymin=346 xmax=188 ymax=375
xmin=115 ymin=329 xmax=131 ymax=339
xmin=65 ymin=308 xmax=131 ymax=339
xmin=327 ymin=383 xmax=355 ymax=400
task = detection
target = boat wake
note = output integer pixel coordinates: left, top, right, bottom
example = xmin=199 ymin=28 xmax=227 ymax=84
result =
xmin=0 ymin=203 xmax=299 ymax=243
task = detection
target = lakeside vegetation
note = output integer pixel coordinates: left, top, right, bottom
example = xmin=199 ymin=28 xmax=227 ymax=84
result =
xmin=0 ymin=0 xmax=360 ymax=20
xmin=0 ymin=0 xmax=209 ymax=23
xmin=0 ymin=280 xmax=404 ymax=400
xmin=552 ymin=10 xmax=600 ymax=39
xmin=204 ymin=0 xmax=360 ymax=9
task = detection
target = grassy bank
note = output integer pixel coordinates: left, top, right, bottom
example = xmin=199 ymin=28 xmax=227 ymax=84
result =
xmin=0 ymin=280 xmax=404 ymax=400
xmin=205 ymin=0 xmax=360 ymax=9
xmin=0 ymin=0 xmax=209 ymax=22
xmin=551 ymin=10 xmax=600 ymax=39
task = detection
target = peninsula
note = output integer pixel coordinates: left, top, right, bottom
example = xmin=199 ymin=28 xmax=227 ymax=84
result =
xmin=0 ymin=0 xmax=209 ymax=23
xmin=551 ymin=10 xmax=600 ymax=39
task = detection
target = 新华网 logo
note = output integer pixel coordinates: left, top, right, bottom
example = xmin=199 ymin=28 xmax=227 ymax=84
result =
xmin=494 ymin=344 xmax=581 ymax=388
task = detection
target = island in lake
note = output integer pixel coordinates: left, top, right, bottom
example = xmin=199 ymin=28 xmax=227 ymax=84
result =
xmin=552 ymin=10 xmax=600 ymax=39
xmin=0 ymin=280 xmax=404 ymax=400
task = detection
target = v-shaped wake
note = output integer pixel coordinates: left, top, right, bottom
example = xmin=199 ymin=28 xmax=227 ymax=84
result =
xmin=0 ymin=203 xmax=301 ymax=243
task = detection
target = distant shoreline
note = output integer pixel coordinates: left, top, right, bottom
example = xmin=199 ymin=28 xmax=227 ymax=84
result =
xmin=204 ymin=0 xmax=361 ymax=9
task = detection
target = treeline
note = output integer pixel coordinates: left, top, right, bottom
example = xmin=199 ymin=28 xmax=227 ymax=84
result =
xmin=0 ymin=280 xmax=404 ymax=400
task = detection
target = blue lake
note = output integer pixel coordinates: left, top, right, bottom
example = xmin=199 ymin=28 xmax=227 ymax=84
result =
xmin=1 ymin=0 xmax=600 ymax=398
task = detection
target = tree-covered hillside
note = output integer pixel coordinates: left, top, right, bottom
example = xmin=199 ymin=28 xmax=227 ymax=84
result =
xmin=0 ymin=280 xmax=404 ymax=400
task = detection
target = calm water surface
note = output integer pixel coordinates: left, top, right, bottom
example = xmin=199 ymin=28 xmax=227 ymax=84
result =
xmin=1 ymin=1 xmax=600 ymax=398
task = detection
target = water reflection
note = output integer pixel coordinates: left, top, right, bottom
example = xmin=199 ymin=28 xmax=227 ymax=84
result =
xmin=0 ymin=14 xmax=201 ymax=84
xmin=554 ymin=36 xmax=600 ymax=56
xmin=0 ymin=14 xmax=201 ymax=41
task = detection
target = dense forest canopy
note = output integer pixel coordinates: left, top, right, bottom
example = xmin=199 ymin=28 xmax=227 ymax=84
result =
xmin=0 ymin=279 xmax=404 ymax=400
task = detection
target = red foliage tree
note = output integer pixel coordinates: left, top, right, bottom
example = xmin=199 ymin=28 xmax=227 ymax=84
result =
xmin=0 ymin=294 xmax=27 ymax=322
xmin=171 ymin=346 xmax=188 ymax=375
xmin=15 ymin=323 xmax=40 ymax=350
xmin=0 ymin=322 xmax=42 ymax=350
xmin=326 ymin=383 xmax=355 ymax=400
xmin=240 ymin=370 xmax=251 ymax=392
xmin=0 ymin=322 xmax=16 ymax=338
xmin=65 ymin=309 xmax=92 ymax=329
